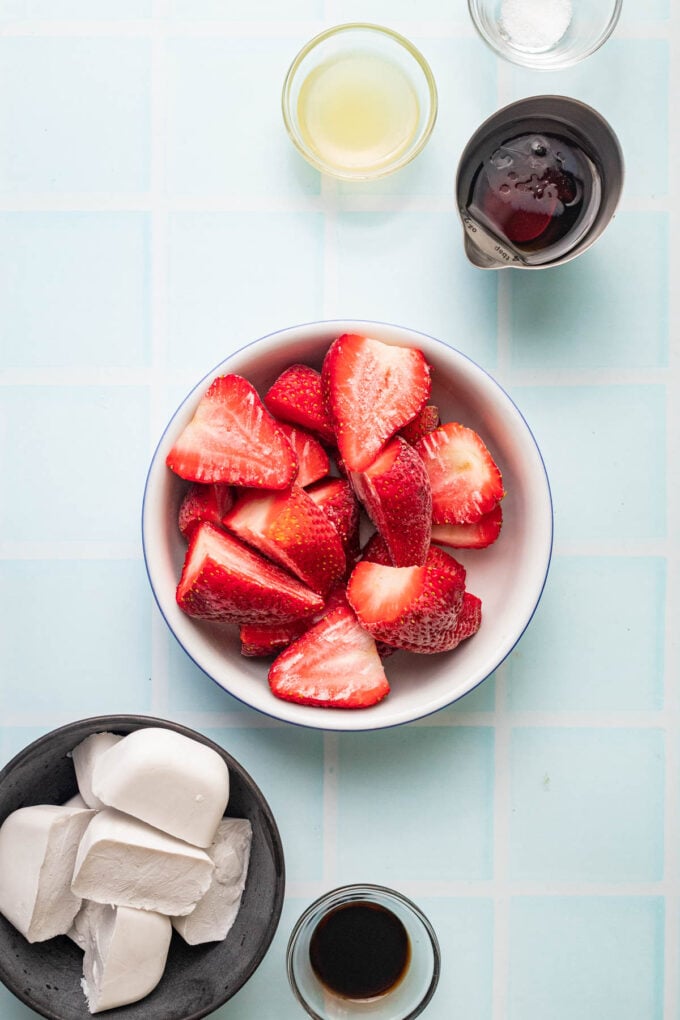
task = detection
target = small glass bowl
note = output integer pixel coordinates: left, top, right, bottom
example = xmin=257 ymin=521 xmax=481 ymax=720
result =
xmin=282 ymin=23 xmax=438 ymax=181
xmin=468 ymin=0 xmax=622 ymax=70
xmin=286 ymin=884 xmax=440 ymax=1020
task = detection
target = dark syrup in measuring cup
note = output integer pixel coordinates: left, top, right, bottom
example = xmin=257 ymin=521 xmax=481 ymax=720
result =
xmin=465 ymin=130 xmax=602 ymax=265
xmin=309 ymin=900 xmax=410 ymax=999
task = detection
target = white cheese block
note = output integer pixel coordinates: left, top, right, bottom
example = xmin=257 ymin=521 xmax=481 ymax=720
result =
xmin=91 ymin=727 xmax=229 ymax=848
xmin=80 ymin=903 xmax=172 ymax=1014
xmin=0 ymin=805 xmax=94 ymax=943
xmin=70 ymin=732 xmax=122 ymax=810
xmin=67 ymin=898 xmax=98 ymax=949
xmin=71 ymin=808 xmax=214 ymax=916
xmin=173 ymin=818 xmax=252 ymax=945
xmin=63 ymin=793 xmax=89 ymax=810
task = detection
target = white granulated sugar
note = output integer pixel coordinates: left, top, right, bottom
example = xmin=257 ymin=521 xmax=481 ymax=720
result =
xmin=499 ymin=0 xmax=573 ymax=51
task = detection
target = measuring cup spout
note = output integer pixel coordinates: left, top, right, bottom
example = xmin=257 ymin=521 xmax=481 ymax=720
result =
xmin=463 ymin=233 xmax=509 ymax=269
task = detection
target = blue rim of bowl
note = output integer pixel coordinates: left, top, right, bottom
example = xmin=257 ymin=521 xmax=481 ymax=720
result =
xmin=141 ymin=319 xmax=554 ymax=733
xmin=0 ymin=714 xmax=286 ymax=1020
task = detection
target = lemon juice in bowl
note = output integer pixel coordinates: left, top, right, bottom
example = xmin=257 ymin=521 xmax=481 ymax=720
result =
xmin=282 ymin=24 xmax=437 ymax=181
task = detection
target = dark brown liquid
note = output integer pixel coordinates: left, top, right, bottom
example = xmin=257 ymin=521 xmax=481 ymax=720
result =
xmin=309 ymin=901 xmax=410 ymax=1000
xmin=467 ymin=131 xmax=600 ymax=260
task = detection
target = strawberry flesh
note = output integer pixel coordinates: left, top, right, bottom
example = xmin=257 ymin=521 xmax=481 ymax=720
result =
xmin=223 ymin=484 xmax=346 ymax=597
xmin=239 ymin=585 xmax=348 ymax=657
xmin=176 ymin=522 xmax=323 ymax=625
xmin=178 ymin=483 xmax=234 ymax=542
xmin=277 ymin=422 xmax=330 ymax=487
xmin=166 ymin=374 xmax=297 ymax=488
xmin=347 ymin=547 xmax=467 ymax=654
xmin=415 ymin=422 xmax=504 ymax=525
xmin=350 ymin=436 xmax=431 ymax=567
xmin=268 ymin=605 xmax=390 ymax=708
xmin=264 ymin=364 xmax=335 ymax=444
xmin=322 ymin=334 xmax=431 ymax=472
xmin=240 ymin=620 xmax=310 ymax=657
xmin=431 ymin=503 xmax=503 ymax=550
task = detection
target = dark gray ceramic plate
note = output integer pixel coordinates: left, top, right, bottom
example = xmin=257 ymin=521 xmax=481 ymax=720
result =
xmin=0 ymin=715 xmax=285 ymax=1020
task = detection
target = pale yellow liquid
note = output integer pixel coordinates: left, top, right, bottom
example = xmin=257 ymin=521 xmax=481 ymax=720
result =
xmin=296 ymin=51 xmax=421 ymax=175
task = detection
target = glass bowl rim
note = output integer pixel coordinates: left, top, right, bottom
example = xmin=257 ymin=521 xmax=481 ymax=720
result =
xmin=286 ymin=883 xmax=441 ymax=1020
xmin=467 ymin=0 xmax=623 ymax=69
xmin=281 ymin=21 xmax=438 ymax=181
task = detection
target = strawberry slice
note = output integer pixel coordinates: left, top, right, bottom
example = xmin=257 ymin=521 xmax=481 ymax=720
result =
xmin=306 ymin=477 xmax=361 ymax=569
xmin=268 ymin=605 xmax=390 ymax=708
xmin=178 ymin=483 xmax=234 ymax=542
xmin=415 ymin=422 xmax=504 ymax=525
xmin=360 ymin=531 xmax=393 ymax=566
xmin=166 ymin=374 xmax=297 ymax=488
xmin=223 ymin=484 xmax=346 ymax=597
xmin=447 ymin=592 xmax=482 ymax=648
xmin=264 ymin=364 xmax=335 ymax=444
xmin=176 ymin=522 xmax=323 ymax=625
xmin=350 ymin=436 xmax=431 ymax=567
xmin=277 ymin=422 xmax=329 ymax=487
xmin=431 ymin=503 xmax=503 ymax=550
xmin=399 ymin=405 xmax=440 ymax=445
xmin=240 ymin=585 xmax=348 ymax=657
xmin=240 ymin=620 xmax=309 ymax=658
xmin=322 ymin=334 xmax=431 ymax=473
xmin=347 ymin=547 xmax=468 ymax=654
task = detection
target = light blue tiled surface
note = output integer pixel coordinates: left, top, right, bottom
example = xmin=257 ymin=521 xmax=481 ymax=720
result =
xmin=0 ymin=4 xmax=677 ymax=1020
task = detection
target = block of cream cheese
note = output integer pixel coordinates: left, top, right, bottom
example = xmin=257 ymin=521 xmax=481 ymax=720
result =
xmin=0 ymin=804 xmax=94 ymax=943
xmin=80 ymin=902 xmax=172 ymax=1014
xmin=63 ymin=792 xmax=89 ymax=810
xmin=71 ymin=732 xmax=122 ymax=810
xmin=173 ymin=818 xmax=252 ymax=945
xmin=91 ymin=727 xmax=229 ymax=848
xmin=71 ymin=808 xmax=214 ymax=916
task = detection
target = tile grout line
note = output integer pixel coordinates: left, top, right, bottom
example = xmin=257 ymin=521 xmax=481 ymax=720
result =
xmin=490 ymin=52 xmax=515 ymax=1020
xmin=148 ymin=0 xmax=170 ymax=717
xmin=661 ymin=3 xmax=680 ymax=1015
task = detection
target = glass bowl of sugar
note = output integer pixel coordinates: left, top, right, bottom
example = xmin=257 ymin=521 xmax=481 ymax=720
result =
xmin=468 ymin=0 xmax=622 ymax=69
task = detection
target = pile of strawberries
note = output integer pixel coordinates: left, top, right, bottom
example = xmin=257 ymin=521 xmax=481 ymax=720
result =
xmin=166 ymin=334 xmax=504 ymax=710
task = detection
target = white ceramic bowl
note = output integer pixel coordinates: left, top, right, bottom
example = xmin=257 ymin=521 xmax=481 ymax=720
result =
xmin=142 ymin=321 xmax=553 ymax=732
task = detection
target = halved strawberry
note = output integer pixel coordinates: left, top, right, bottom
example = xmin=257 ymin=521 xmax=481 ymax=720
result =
xmin=268 ymin=605 xmax=390 ymax=708
xmin=176 ymin=522 xmax=323 ymax=624
xmin=447 ymin=592 xmax=482 ymax=647
xmin=350 ymin=436 xmax=431 ymax=567
xmin=432 ymin=503 xmax=503 ymax=550
xmin=178 ymin=483 xmax=234 ymax=541
xmin=277 ymin=422 xmax=329 ymax=487
xmin=360 ymin=531 xmax=393 ymax=566
xmin=166 ymin=374 xmax=297 ymax=488
xmin=306 ymin=477 xmax=361 ymax=569
xmin=264 ymin=364 xmax=335 ymax=444
xmin=415 ymin=423 xmax=504 ymax=525
xmin=399 ymin=405 xmax=440 ymax=445
xmin=347 ymin=547 xmax=468 ymax=654
xmin=240 ymin=585 xmax=348 ymax=657
xmin=240 ymin=620 xmax=309 ymax=657
xmin=322 ymin=334 xmax=431 ymax=472
xmin=223 ymin=484 xmax=346 ymax=597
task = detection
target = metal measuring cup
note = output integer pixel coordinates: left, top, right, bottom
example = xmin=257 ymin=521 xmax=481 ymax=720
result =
xmin=456 ymin=95 xmax=624 ymax=269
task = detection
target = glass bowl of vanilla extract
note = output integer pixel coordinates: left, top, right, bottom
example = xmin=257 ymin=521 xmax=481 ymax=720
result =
xmin=287 ymin=884 xmax=440 ymax=1019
